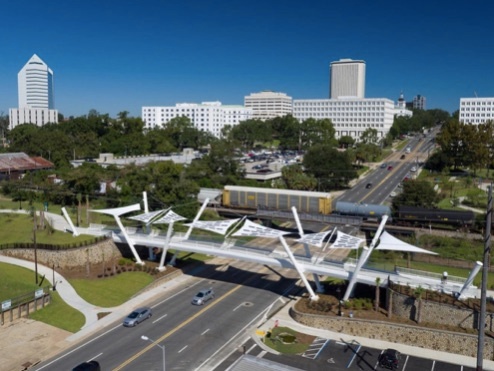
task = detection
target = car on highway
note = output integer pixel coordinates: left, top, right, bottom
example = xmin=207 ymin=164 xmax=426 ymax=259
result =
xmin=378 ymin=348 xmax=400 ymax=369
xmin=192 ymin=288 xmax=215 ymax=305
xmin=400 ymin=154 xmax=406 ymax=159
xmin=122 ymin=307 xmax=152 ymax=327
xmin=387 ymin=165 xmax=393 ymax=171
xmin=365 ymin=182 xmax=372 ymax=189
xmin=380 ymin=163 xmax=387 ymax=169
xmin=411 ymin=166 xmax=417 ymax=172
xmin=72 ymin=360 xmax=101 ymax=371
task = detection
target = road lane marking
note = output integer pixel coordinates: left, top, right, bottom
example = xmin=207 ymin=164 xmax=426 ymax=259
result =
xmin=89 ymin=353 xmax=103 ymax=361
xmin=112 ymin=284 xmax=244 ymax=370
xmin=233 ymin=303 xmax=244 ymax=311
xmin=201 ymin=328 xmax=210 ymax=336
xmin=195 ymin=280 xmax=299 ymax=370
xmin=178 ymin=345 xmax=188 ymax=353
xmin=153 ymin=313 xmax=167 ymax=323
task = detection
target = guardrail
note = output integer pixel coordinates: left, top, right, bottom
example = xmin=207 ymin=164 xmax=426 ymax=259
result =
xmin=395 ymin=266 xmax=465 ymax=284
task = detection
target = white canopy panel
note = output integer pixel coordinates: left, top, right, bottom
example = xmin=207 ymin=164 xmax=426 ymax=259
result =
xmin=232 ymin=219 xmax=290 ymax=238
xmin=376 ymin=231 xmax=438 ymax=255
xmin=128 ymin=209 xmax=166 ymax=223
xmin=153 ymin=210 xmax=187 ymax=225
xmin=185 ymin=218 xmax=240 ymax=235
xmin=295 ymin=230 xmax=333 ymax=248
xmin=330 ymin=230 xmax=365 ymax=250
xmin=90 ymin=203 xmax=141 ymax=217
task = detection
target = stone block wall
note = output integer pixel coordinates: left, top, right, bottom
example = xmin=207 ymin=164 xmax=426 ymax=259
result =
xmin=0 ymin=239 xmax=122 ymax=270
xmin=290 ymin=305 xmax=494 ymax=359
xmin=389 ymin=290 xmax=491 ymax=330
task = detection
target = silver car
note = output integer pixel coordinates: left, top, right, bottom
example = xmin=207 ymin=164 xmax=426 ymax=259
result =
xmin=122 ymin=307 xmax=152 ymax=327
xmin=192 ymin=288 xmax=215 ymax=305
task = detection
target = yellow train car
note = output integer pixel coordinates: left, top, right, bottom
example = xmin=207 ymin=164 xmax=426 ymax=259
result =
xmin=223 ymin=185 xmax=332 ymax=215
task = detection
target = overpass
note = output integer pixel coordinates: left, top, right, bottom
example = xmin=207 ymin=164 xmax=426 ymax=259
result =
xmin=62 ymin=193 xmax=482 ymax=301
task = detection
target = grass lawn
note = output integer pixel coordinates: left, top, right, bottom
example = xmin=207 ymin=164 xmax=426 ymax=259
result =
xmin=0 ymin=213 xmax=97 ymax=245
xmin=68 ymin=272 xmax=154 ymax=307
xmin=263 ymin=326 xmax=314 ymax=354
xmin=29 ymin=291 xmax=85 ymax=333
xmin=0 ymin=262 xmax=45 ymax=302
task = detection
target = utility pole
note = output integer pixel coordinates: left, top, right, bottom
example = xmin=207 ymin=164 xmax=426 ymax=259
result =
xmin=33 ymin=210 xmax=38 ymax=285
xmin=477 ymin=184 xmax=492 ymax=370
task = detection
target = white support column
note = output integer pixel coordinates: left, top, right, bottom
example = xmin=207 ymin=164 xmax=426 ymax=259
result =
xmin=142 ymin=191 xmax=151 ymax=235
xmin=143 ymin=191 xmax=149 ymax=213
xmin=279 ymin=235 xmax=319 ymax=301
xmin=458 ymin=261 xmax=483 ymax=299
xmin=158 ymin=221 xmax=175 ymax=271
xmin=61 ymin=207 xmax=80 ymax=236
xmin=114 ymin=215 xmax=144 ymax=265
xmin=343 ymin=215 xmax=388 ymax=301
xmin=291 ymin=207 xmax=323 ymax=293
xmin=184 ymin=198 xmax=209 ymax=240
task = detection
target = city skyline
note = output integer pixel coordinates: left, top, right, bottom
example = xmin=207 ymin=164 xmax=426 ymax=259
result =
xmin=1 ymin=0 xmax=493 ymax=119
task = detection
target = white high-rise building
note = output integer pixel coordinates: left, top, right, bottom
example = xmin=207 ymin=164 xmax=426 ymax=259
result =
xmin=293 ymin=97 xmax=396 ymax=140
xmin=9 ymin=54 xmax=58 ymax=129
xmin=142 ymin=102 xmax=252 ymax=137
xmin=244 ymin=91 xmax=293 ymax=120
xmin=330 ymin=59 xmax=366 ymax=99
xmin=459 ymin=97 xmax=494 ymax=125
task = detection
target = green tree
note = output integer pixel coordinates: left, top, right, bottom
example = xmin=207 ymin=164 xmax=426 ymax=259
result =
xmin=360 ymin=128 xmax=379 ymax=145
xmin=391 ymin=180 xmax=438 ymax=209
xmin=338 ymin=135 xmax=355 ymax=149
xmin=280 ymin=164 xmax=317 ymax=191
xmin=299 ymin=118 xmax=336 ymax=149
xmin=303 ymin=144 xmax=357 ymax=190
xmin=270 ymin=115 xmax=300 ymax=150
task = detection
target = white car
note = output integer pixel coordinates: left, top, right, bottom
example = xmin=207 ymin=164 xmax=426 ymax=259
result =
xmin=411 ymin=166 xmax=417 ymax=172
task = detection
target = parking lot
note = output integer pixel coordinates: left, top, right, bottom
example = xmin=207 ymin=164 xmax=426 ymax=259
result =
xmin=218 ymin=337 xmax=478 ymax=371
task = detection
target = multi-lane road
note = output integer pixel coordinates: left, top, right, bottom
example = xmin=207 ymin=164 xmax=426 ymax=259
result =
xmin=339 ymin=133 xmax=438 ymax=205
xmin=34 ymin=262 xmax=301 ymax=371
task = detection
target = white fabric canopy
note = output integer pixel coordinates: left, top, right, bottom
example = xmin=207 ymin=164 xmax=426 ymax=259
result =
xmin=295 ymin=230 xmax=332 ymax=248
xmin=231 ymin=219 xmax=290 ymax=238
xmin=185 ymin=218 xmax=240 ymax=235
xmin=330 ymin=230 xmax=365 ymax=250
xmin=376 ymin=231 xmax=438 ymax=255
xmin=128 ymin=209 xmax=166 ymax=223
xmin=153 ymin=210 xmax=187 ymax=225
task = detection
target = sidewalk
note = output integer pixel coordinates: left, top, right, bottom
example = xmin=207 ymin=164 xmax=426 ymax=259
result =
xmin=252 ymin=300 xmax=494 ymax=371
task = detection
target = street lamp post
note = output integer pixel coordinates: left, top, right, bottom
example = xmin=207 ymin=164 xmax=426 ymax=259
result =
xmin=141 ymin=335 xmax=165 ymax=371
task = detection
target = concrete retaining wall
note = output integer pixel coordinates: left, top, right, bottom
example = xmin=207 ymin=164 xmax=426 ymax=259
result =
xmin=290 ymin=305 xmax=494 ymax=359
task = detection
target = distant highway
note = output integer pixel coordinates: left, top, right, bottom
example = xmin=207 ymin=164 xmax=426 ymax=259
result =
xmin=338 ymin=133 xmax=438 ymax=205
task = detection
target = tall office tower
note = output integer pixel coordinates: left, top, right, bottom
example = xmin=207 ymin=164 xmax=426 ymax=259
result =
xmin=18 ymin=54 xmax=55 ymax=109
xmin=244 ymin=91 xmax=293 ymax=121
xmin=412 ymin=95 xmax=426 ymax=110
xmin=330 ymin=59 xmax=366 ymax=99
xmin=10 ymin=54 xmax=58 ymax=129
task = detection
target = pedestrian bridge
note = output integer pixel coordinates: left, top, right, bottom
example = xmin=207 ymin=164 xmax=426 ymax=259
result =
xmin=62 ymin=195 xmax=482 ymax=301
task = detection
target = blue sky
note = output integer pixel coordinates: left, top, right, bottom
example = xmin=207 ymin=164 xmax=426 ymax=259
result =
xmin=1 ymin=0 xmax=493 ymax=118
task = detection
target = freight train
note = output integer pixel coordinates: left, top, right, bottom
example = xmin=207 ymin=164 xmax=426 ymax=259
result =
xmin=222 ymin=185 xmax=332 ymax=215
xmin=394 ymin=205 xmax=476 ymax=228
xmin=218 ymin=186 xmax=480 ymax=230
